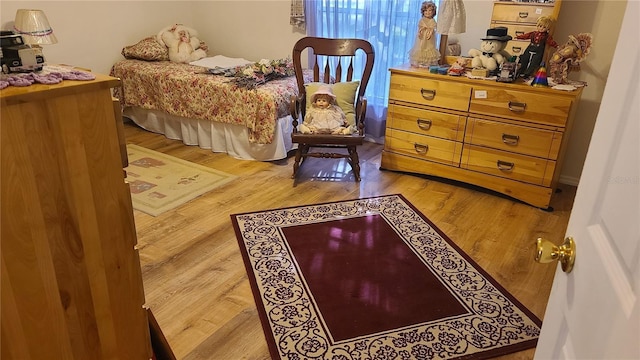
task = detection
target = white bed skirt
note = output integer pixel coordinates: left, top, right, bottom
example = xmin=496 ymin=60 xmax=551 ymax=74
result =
xmin=123 ymin=107 xmax=295 ymax=161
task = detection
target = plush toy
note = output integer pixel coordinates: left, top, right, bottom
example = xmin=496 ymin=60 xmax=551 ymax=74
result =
xmin=447 ymin=56 xmax=469 ymax=76
xmin=468 ymin=27 xmax=512 ymax=71
xmin=157 ymin=24 xmax=208 ymax=63
xmin=300 ymin=85 xmax=354 ymax=135
xmin=548 ymin=33 xmax=593 ymax=84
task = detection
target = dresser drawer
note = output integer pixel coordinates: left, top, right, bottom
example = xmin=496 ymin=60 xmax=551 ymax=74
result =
xmin=386 ymin=129 xmax=462 ymax=166
xmin=491 ymin=23 xmax=537 ymax=40
xmin=502 ymin=40 xmax=531 ymax=57
xmin=461 ymin=145 xmax=555 ymax=186
xmin=491 ymin=3 xmax=556 ymax=24
xmin=465 ymin=118 xmax=562 ymax=159
xmin=389 ymin=73 xmax=472 ymax=112
xmin=388 ymin=103 xmax=466 ymax=141
xmin=469 ymin=87 xmax=573 ymax=127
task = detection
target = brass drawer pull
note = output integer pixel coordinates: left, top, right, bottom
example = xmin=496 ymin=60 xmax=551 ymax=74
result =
xmin=502 ymin=133 xmax=520 ymax=145
xmin=497 ymin=160 xmax=515 ymax=171
xmin=511 ymin=46 xmax=522 ymax=53
xmin=414 ymin=143 xmax=429 ymax=154
xmin=417 ymin=118 xmax=432 ymax=130
xmin=519 ymin=11 xmax=529 ymax=18
xmin=515 ymin=31 xmax=525 ymax=37
xmin=508 ymin=101 xmax=527 ymax=113
xmin=420 ymin=88 xmax=436 ymax=100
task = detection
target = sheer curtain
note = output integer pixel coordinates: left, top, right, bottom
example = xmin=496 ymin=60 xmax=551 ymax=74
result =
xmin=306 ymin=0 xmax=425 ymax=143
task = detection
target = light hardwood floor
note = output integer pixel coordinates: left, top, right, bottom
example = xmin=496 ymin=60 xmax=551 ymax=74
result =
xmin=124 ymin=122 xmax=576 ymax=360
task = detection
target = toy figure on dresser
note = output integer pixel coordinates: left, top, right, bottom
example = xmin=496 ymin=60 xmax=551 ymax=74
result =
xmin=300 ymin=85 xmax=354 ymax=135
xmin=516 ymin=16 xmax=558 ymax=78
xmin=409 ymin=1 xmax=441 ymax=67
xmin=496 ymin=61 xmax=518 ymax=82
xmin=468 ymin=27 xmax=512 ymax=76
xmin=548 ymin=33 xmax=593 ymax=84
xmin=447 ymin=57 xmax=468 ymax=76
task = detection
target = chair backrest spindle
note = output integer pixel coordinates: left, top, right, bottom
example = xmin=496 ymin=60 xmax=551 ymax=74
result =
xmin=312 ymin=55 xmax=320 ymax=81
xmin=335 ymin=58 xmax=343 ymax=83
xmin=323 ymin=61 xmax=331 ymax=83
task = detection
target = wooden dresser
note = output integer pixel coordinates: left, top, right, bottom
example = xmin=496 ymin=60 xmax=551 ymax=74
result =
xmin=380 ymin=65 xmax=582 ymax=209
xmin=490 ymin=0 xmax=563 ymax=57
xmin=1 ymin=74 xmax=152 ymax=358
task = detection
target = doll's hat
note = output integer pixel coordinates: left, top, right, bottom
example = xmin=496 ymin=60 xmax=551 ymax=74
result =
xmin=311 ymin=85 xmax=337 ymax=103
xmin=482 ymin=27 xmax=512 ymax=42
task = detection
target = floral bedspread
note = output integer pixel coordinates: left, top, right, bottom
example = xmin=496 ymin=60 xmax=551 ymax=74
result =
xmin=110 ymin=60 xmax=302 ymax=144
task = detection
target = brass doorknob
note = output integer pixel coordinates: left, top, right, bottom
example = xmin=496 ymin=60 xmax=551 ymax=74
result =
xmin=535 ymin=237 xmax=576 ymax=273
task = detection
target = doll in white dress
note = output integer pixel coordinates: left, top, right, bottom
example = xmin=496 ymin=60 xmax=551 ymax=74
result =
xmin=300 ymin=85 xmax=354 ymax=135
xmin=409 ymin=1 xmax=441 ymax=67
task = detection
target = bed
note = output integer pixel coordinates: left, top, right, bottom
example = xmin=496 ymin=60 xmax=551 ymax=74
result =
xmin=111 ymin=54 xmax=304 ymax=161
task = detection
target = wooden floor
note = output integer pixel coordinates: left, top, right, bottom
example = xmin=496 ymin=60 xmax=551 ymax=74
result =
xmin=124 ymin=122 xmax=577 ymax=360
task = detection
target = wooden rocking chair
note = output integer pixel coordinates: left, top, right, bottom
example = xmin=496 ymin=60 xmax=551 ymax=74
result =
xmin=289 ymin=37 xmax=375 ymax=181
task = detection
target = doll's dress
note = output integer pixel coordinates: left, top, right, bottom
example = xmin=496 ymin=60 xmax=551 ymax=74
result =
xmin=409 ymin=17 xmax=440 ymax=66
xmin=304 ymin=104 xmax=347 ymax=133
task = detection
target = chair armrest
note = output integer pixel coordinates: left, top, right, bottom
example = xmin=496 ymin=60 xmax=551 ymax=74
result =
xmin=356 ymin=95 xmax=367 ymax=135
xmin=290 ymin=94 xmax=305 ymax=132
xmin=290 ymin=94 xmax=302 ymax=118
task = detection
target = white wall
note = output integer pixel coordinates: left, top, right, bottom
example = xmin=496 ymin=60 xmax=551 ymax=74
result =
xmin=551 ymin=0 xmax=627 ymax=184
xmin=0 ymin=0 xmax=628 ymax=185
xmin=192 ymin=1 xmax=305 ymax=61
xmin=1 ymin=1 xmax=194 ymax=75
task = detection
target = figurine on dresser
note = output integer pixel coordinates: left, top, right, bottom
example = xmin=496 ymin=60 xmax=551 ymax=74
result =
xmin=516 ymin=16 xmax=558 ymax=78
xmin=468 ymin=27 xmax=512 ymax=75
xmin=409 ymin=1 xmax=441 ymax=67
xmin=548 ymin=33 xmax=593 ymax=84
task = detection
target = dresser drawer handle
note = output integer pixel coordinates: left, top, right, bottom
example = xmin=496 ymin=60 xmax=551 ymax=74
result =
xmin=420 ymin=88 xmax=436 ymax=100
xmin=502 ymin=133 xmax=520 ymax=145
xmin=414 ymin=143 xmax=429 ymax=154
xmin=511 ymin=46 xmax=522 ymax=53
xmin=417 ymin=119 xmax=432 ymax=130
xmin=515 ymin=31 xmax=525 ymax=36
xmin=508 ymin=101 xmax=527 ymax=113
xmin=497 ymin=160 xmax=515 ymax=171
xmin=519 ymin=11 xmax=529 ymax=18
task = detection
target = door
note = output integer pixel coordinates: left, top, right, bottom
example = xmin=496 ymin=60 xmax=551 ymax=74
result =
xmin=534 ymin=2 xmax=639 ymax=359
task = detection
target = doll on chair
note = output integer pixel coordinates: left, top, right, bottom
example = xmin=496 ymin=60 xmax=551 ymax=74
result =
xmin=300 ymin=85 xmax=354 ymax=135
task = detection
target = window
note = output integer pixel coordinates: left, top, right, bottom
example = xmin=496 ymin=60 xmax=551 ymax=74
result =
xmin=306 ymin=0 xmax=428 ymax=141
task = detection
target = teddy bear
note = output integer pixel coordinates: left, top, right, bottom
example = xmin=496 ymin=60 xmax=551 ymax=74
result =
xmin=468 ymin=27 xmax=512 ymax=71
xmin=157 ymin=24 xmax=208 ymax=63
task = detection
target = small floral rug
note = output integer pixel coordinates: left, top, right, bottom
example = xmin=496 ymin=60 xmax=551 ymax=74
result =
xmin=231 ymin=194 xmax=541 ymax=360
xmin=125 ymin=144 xmax=236 ymax=216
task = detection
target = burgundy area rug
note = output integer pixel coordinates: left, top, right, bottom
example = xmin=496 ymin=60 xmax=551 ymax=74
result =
xmin=231 ymin=195 xmax=541 ymax=360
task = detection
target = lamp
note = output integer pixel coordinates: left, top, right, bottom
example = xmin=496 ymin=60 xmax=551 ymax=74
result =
xmin=437 ymin=0 xmax=466 ymax=64
xmin=13 ymin=9 xmax=57 ymax=53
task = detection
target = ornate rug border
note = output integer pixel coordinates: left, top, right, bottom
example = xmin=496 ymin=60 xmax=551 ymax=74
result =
xmin=231 ymin=194 xmax=542 ymax=360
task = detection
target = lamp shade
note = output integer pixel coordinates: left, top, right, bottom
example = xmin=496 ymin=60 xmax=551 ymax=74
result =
xmin=13 ymin=9 xmax=58 ymax=45
xmin=438 ymin=0 xmax=466 ymax=35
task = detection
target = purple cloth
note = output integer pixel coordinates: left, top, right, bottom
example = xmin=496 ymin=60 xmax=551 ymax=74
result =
xmin=0 ymin=69 xmax=96 ymax=89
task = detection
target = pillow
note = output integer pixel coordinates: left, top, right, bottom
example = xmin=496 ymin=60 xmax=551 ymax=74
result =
xmin=305 ymin=81 xmax=360 ymax=126
xmin=121 ymin=36 xmax=169 ymax=61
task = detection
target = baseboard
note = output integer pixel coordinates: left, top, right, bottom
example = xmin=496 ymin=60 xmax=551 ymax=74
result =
xmin=559 ymin=174 xmax=580 ymax=186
